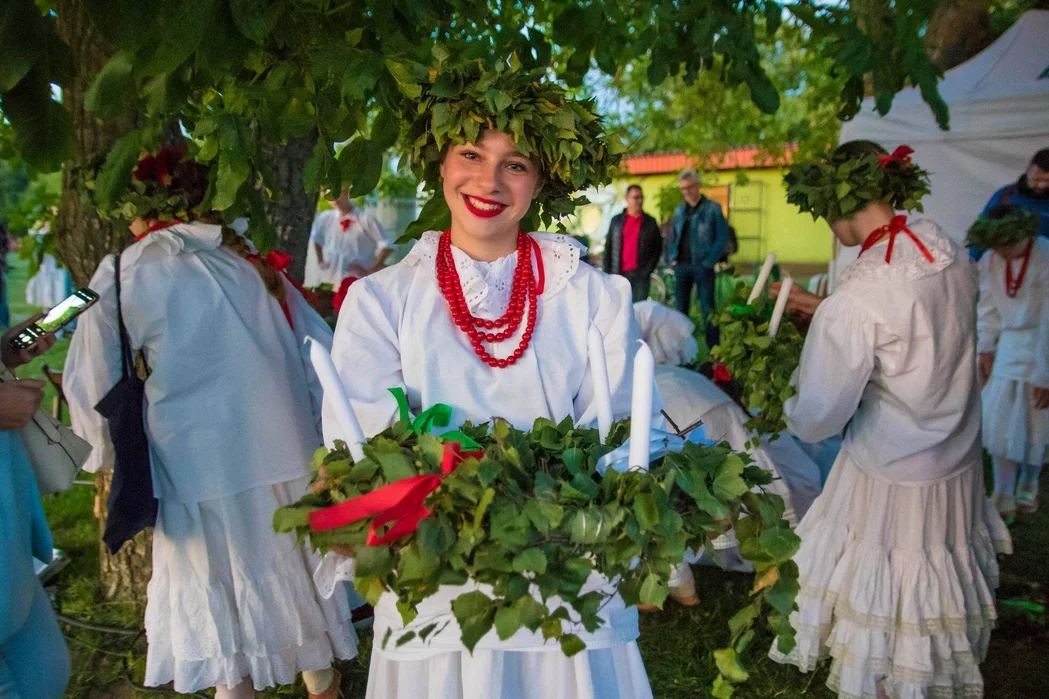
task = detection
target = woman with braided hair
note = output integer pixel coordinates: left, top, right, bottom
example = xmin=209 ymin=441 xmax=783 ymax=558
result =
xmin=766 ymin=140 xmax=1011 ymax=699
xmin=64 ymin=146 xmax=356 ymax=699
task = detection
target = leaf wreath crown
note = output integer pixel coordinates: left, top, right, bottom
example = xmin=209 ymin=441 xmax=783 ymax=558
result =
xmin=396 ymin=53 xmax=624 ymax=236
xmin=784 ymin=145 xmax=931 ymax=222
xmin=966 ymin=205 xmax=1039 ymax=250
xmin=82 ymin=144 xmax=209 ymax=223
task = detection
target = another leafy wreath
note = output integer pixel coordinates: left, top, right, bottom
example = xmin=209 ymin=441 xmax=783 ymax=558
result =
xmin=395 ymin=53 xmax=623 ymax=238
xmin=275 ymin=414 xmax=800 ymax=696
xmin=784 ymin=147 xmax=930 ymax=222
xmin=966 ymin=206 xmax=1038 ymax=250
xmin=710 ymin=284 xmax=804 ymax=446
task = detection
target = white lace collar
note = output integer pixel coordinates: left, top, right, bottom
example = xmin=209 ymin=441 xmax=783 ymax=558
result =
xmin=837 ymin=216 xmax=957 ymax=286
xmin=122 ymin=222 xmax=224 ymax=268
xmin=404 ymin=231 xmax=584 ymax=317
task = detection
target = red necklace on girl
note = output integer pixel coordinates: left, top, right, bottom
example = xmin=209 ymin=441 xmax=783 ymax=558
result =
xmin=1003 ymin=238 xmax=1034 ymax=298
xmin=435 ymin=229 xmax=545 ymax=368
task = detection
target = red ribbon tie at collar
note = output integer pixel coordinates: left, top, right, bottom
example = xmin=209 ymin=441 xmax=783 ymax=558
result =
xmin=859 ymin=215 xmax=935 ymax=265
xmin=879 ymin=145 xmax=914 ymax=167
xmin=340 ymin=217 xmax=356 ymax=232
xmin=307 ymin=441 xmax=485 ymax=546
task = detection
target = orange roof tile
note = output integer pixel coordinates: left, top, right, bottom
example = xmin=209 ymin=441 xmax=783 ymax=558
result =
xmin=620 ymin=146 xmax=796 ymax=175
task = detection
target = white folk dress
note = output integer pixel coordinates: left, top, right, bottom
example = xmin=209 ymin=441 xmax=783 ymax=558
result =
xmin=309 ymin=208 xmax=393 ymax=287
xmin=63 ymin=223 xmax=357 ymax=693
xmin=317 ymin=230 xmax=653 ymax=699
xmin=977 ymin=237 xmax=1049 ymax=465
xmin=767 ymin=217 xmax=1012 ymax=699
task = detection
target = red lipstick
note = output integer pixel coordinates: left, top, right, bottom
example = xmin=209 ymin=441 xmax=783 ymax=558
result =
xmin=462 ymin=194 xmax=508 ymax=219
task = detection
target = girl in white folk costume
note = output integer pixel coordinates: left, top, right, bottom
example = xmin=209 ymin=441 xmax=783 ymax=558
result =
xmin=315 ymin=60 xmax=655 ymax=699
xmin=64 ymin=147 xmax=356 ymax=699
xmin=309 ymin=188 xmax=394 ymax=288
xmin=970 ymin=205 xmax=1049 ymax=517
xmin=767 ymin=141 xmax=1011 ymax=699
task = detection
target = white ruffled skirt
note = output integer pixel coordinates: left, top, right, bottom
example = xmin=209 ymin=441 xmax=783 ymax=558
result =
xmin=144 ymin=476 xmax=358 ymax=693
xmin=768 ymin=451 xmax=1012 ymax=699
xmin=365 ymin=644 xmax=653 ymax=699
xmin=981 ymin=375 xmax=1049 ymax=464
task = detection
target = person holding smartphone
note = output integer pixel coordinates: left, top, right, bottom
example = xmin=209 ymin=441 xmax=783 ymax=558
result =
xmin=0 ymin=317 xmax=70 ymax=699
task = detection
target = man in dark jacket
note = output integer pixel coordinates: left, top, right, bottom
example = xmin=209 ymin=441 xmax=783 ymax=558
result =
xmin=602 ymin=184 xmax=663 ymax=302
xmin=668 ymin=169 xmax=728 ymax=349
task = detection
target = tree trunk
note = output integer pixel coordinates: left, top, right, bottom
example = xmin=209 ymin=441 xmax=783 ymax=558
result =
xmin=923 ymin=0 xmax=995 ymax=71
xmin=260 ymin=131 xmax=320 ymax=282
xmin=54 ymin=0 xmax=151 ymax=601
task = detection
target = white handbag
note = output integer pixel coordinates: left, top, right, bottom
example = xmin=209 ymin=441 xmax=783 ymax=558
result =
xmin=0 ymin=366 xmax=91 ymax=494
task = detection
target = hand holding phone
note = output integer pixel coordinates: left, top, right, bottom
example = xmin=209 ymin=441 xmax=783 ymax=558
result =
xmin=4 ymin=288 xmax=100 ymax=364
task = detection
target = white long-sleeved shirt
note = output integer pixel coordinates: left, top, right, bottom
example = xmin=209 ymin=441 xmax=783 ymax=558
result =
xmin=785 ymin=217 xmax=982 ymax=485
xmin=976 ymin=237 xmax=1049 ymax=387
xmin=64 ymin=223 xmax=332 ymax=504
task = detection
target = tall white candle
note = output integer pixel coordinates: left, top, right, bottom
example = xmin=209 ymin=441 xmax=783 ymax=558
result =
xmin=747 ymin=252 xmax=777 ymax=304
xmin=628 ymin=341 xmax=655 ymax=470
xmin=306 ymin=336 xmax=366 ymax=462
xmin=587 ymin=324 xmax=614 ymax=444
xmin=768 ymin=277 xmax=794 ymax=338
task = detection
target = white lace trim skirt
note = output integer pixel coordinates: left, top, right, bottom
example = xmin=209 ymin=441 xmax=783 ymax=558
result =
xmin=143 ymin=475 xmax=358 ymax=692
xmin=981 ymin=375 xmax=1049 ymax=465
xmin=364 ymin=642 xmax=653 ymax=699
xmin=768 ymin=451 xmax=1012 ymax=699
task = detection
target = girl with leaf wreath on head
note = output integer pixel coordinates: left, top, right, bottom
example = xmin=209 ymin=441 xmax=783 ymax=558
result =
xmin=970 ymin=204 xmax=1049 ymax=518
xmin=315 ymin=57 xmax=657 ymax=699
xmin=63 ymin=145 xmax=356 ymax=699
xmin=765 ymin=141 xmax=1011 ymax=699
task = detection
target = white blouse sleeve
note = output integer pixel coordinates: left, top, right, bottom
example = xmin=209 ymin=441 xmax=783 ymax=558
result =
xmin=575 ymin=274 xmax=642 ymax=423
xmin=64 ymin=256 xmax=123 ymax=474
xmin=309 ymin=211 xmax=328 ymax=246
xmin=784 ymin=292 xmax=877 ymax=444
xmin=975 ymin=255 xmax=1001 ymax=354
xmin=324 ymin=275 xmax=405 ymax=443
xmin=285 ymin=283 xmax=334 ymax=432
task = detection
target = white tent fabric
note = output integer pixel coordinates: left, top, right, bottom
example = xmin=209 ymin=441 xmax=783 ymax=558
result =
xmin=834 ymin=10 xmax=1049 ymax=273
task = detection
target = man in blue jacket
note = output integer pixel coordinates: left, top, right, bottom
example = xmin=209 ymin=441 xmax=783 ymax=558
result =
xmin=668 ymin=169 xmax=729 ymax=350
xmin=971 ymin=149 xmax=1049 ymax=259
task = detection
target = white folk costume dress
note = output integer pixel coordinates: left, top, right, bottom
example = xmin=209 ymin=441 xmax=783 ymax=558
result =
xmin=63 ymin=223 xmax=357 ymax=693
xmin=308 ymin=207 xmax=393 ymax=287
xmin=25 ymin=253 xmax=72 ymax=310
xmin=317 ymin=231 xmax=654 ymax=699
xmin=767 ymin=217 xmax=1012 ymax=699
xmin=977 ymin=237 xmax=1049 ymax=465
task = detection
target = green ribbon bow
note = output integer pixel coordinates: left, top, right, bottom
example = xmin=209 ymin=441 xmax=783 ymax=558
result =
xmin=388 ymin=387 xmax=483 ymax=450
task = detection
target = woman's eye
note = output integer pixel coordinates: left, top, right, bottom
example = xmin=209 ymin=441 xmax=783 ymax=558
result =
xmin=507 ymin=162 xmax=528 ymax=172
xmin=461 ymin=150 xmax=480 ymax=160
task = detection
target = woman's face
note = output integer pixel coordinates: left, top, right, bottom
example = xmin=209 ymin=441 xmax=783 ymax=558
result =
xmin=829 ymin=217 xmax=861 ymax=247
xmin=440 ymin=129 xmax=542 ymax=247
xmin=997 ymin=239 xmax=1030 ymax=260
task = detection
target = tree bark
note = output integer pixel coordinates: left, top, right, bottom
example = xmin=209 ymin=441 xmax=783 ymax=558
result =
xmin=923 ymin=0 xmax=995 ymax=71
xmin=54 ymin=0 xmax=151 ymax=601
xmin=259 ymin=130 xmax=320 ymax=282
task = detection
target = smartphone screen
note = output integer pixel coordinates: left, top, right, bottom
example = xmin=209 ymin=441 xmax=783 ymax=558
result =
xmin=37 ymin=290 xmax=98 ymax=333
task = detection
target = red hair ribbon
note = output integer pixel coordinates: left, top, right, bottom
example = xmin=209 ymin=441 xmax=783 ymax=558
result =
xmin=308 ymin=441 xmax=484 ymax=546
xmin=248 ymin=250 xmax=320 ymax=327
xmin=712 ymin=363 xmax=732 ymax=384
xmin=879 ymin=146 xmax=914 ymax=167
xmin=859 ymin=215 xmax=935 ymax=264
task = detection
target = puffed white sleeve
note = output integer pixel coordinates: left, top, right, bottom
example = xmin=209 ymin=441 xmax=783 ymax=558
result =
xmin=284 ymin=281 xmax=334 ymax=433
xmin=976 ymin=254 xmax=1000 ymax=354
xmin=309 ymin=211 xmax=328 ymax=246
xmin=64 ymin=255 xmax=123 ymax=473
xmin=784 ymin=291 xmax=877 ymax=443
xmin=575 ymin=273 xmax=651 ymax=424
xmin=323 ymin=275 xmax=405 ymax=443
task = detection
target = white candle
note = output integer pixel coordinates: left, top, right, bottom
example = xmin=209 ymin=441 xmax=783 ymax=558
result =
xmin=306 ymin=336 xmax=366 ymax=462
xmin=747 ymin=252 xmax=777 ymax=304
xmin=768 ymin=277 xmax=793 ymax=338
xmin=587 ymin=324 xmax=614 ymax=444
xmin=628 ymin=341 xmax=655 ymax=470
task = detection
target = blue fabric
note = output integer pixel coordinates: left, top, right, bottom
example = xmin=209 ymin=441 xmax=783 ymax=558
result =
xmin=674 ymin=264 xmax=719 ymax=350
xmin=0 ymin=273 xmax=9 ymax=330
xmin=667 ymin=198 xmax=729 ymax=270
xmin=0 ymin=584 xmax=70 ymax=699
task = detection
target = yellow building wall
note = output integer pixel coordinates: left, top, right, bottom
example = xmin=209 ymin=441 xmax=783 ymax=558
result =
xmin=612 ymin=168 xmax=833 ymax=266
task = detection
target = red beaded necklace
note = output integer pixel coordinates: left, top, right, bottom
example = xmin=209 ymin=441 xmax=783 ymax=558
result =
xmin=435 ymin=229 xmax=545 ymax=369
xmin=1003 ymin=238 xmax=1034 ymax=298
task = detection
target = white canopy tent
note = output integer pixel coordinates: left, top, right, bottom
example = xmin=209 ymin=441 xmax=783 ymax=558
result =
xmin=832 ymin=10 xmax=1049 ymax=279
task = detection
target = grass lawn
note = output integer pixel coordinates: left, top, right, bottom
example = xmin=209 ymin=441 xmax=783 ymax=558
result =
xmin=10 ymin=255 xmax=1046 ymax=698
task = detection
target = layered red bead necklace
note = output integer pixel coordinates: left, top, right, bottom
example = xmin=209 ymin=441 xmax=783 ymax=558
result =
xmin=1003 ymin=238 xmax=1034 ymax=298
xmin=435 ymin=229 xmax=545 ymax=368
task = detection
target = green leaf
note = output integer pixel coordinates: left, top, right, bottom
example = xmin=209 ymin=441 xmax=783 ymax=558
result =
xmin=272 ymin=505 xmax=310 ymax=533
xmin=516 ymin=594 xmax=547 ymax=632
xmin=567 ymin=506 xmax=607 ymax=545
xmin=417 ymin=518 xmax=457 ymax=558
xmin=759 ymin=526 xmax=801 ymax=564
xmin=84 ymin=50 xmax=136 ymax=118
xmin=451 ymin=590 xmax=495 ymax=651
xmin=0 ymin=66 xmax=72 ymax=172
xmin=93 ymin=128 xmax=147 ymax=211
xmin=138 ymin=0 xmax=214 ymax=76
xmin=339 ymin=138 xmax=384 ymax=197
xmin=512 ymin=547 xmax=548 ymax=575
xmin=639 ymin=573 xmax=668 ymax=608
xmin=355 ymin=545 xmax=395 ymax=578
xmin=767 ymin=574 xmax=800 ymax=617
xmin=493 ymin=605 xmax=522 ymax=640
xmin=712 ymin=674 xmax=735 ymax=698
xmin=397 ymin=544 xmax=440 ymax=585
xmin=713 ymin=454 xmax=750 ymax=500
xmin=229 ymin=0 xmax=282 ymax=42
xmin=559 ymin=633 xmax=586 ymax=657
xmin=633 ymin=492 xmax=661 ymax=531
xmin=0 ymin=0 xmax=45 ymax=92
xmin=523 ymin=500 xmax=564 ymax=534
xmin=714 ymin=648 xmax=750 ymax=683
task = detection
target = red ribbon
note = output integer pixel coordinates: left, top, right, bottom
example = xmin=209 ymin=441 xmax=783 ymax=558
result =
xmin=712 ymin=363 xmax=732 ymax=384
xmin=134 ymin=218 xmax=182 ymax=241
xmin=308 ymin=441 xmax=485 ymax=546
xmin=878 ymin=145 xmax=914 ymax=167
xmin=859 ymin=215 xmax=935 ymax=264
xmin=248 ymin=250 xmax=319 ymax=328
xmin=339 ymin=217 xmax=356 ymax=232
xmin=332 ymin=275 xmax=358 ymax=312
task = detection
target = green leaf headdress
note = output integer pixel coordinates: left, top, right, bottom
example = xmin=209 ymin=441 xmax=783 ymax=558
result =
xmin=966 ymin=205 xmax=1038 ymax=250
xmin=784 ymin=143 xmax=931 ymax=222
xmin=395 ymin=54 xmax=623 ymax=237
